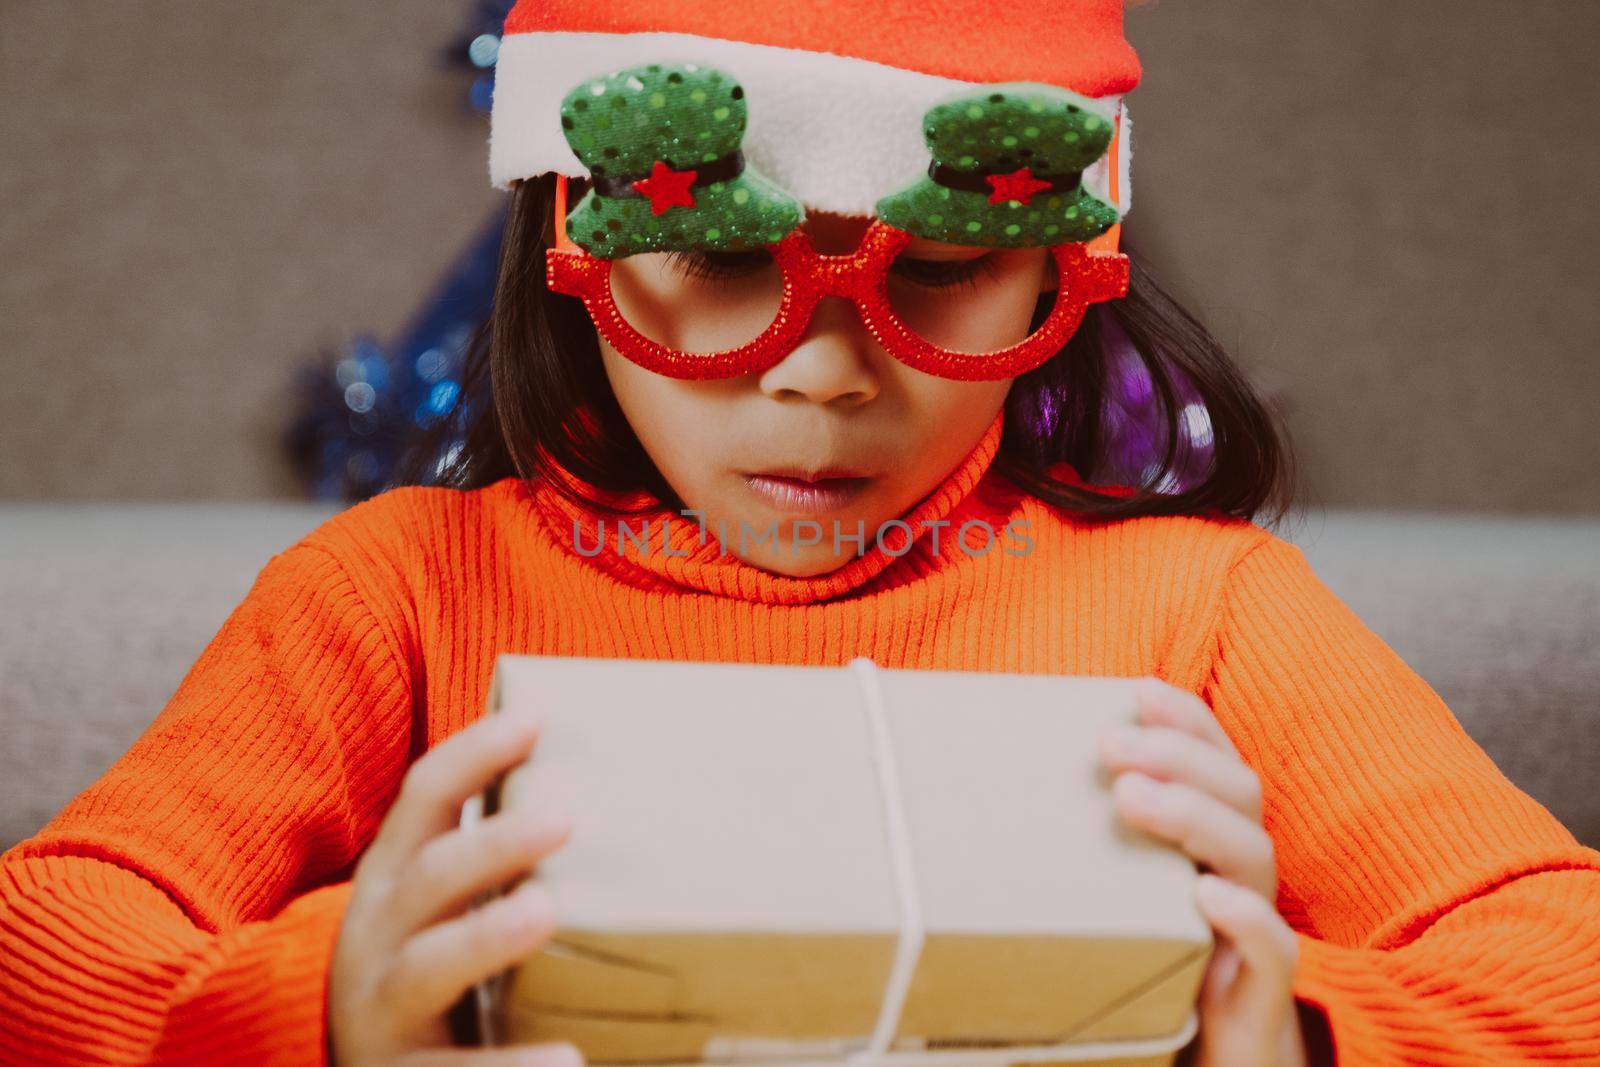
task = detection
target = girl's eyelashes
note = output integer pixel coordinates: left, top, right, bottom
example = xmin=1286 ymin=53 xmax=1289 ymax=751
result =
xmin=662 ymin=248 xmax=774 ymax=282
xmin=659 ymin=248 xmax=1002 ymax=290
xmin=890 ymin=254 xmax=1002 ymax=292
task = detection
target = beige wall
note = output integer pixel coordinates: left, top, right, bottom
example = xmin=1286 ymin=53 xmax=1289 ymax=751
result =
xmin=1127 ymin=1 xmax=1599 ymax=513
xmin=2 ymin=1 xmax=1596 ymax=510
xmin=0 ymin=2 xmax=504 ymax=499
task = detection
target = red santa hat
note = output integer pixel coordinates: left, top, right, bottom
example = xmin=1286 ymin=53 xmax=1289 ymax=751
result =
xmin=487 ymin=0 xmax=1140 ymax=238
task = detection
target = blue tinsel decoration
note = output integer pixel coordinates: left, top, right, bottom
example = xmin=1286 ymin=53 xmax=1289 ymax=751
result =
xmin=284 ymin=1 xmax=514 ymax=501
xmin=284 ymin=204 xmax=506 ymax=501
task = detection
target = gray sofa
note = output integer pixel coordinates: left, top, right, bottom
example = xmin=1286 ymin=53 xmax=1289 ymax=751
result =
xmin=2 ymin=503 xmax=1596 ymax=850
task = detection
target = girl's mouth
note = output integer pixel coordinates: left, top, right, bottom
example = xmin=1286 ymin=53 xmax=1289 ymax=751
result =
xmin=741 ymin=470 xmax=872 ymax=513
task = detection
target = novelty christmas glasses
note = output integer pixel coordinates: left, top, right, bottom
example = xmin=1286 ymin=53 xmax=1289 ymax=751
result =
xmin=544 ymin=63 xmax=1131 ymax=382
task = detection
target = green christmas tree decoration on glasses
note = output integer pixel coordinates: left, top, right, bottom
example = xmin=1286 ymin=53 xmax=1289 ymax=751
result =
xmin=875 ymin=83 xmax=1122 ymax=247
xmin=545 ymin=60 xmax=1130 ymax=382
xmin=558 ymin=62 xmax=803 ymax=258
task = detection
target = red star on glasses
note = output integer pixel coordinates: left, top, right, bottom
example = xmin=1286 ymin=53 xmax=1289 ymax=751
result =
xmin=985 ymin=166 xmax=1053 ymax=206
xmin=631 ymin=159 xmax=700 ymax=215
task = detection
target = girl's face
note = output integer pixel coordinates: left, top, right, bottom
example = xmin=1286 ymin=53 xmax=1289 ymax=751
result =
xmin=595 ymin=212 xmax=1054 ymax=577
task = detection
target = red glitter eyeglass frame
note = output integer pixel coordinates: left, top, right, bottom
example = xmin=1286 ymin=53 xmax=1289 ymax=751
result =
xmin=544 ymin=172 xmax=1132 ymax=382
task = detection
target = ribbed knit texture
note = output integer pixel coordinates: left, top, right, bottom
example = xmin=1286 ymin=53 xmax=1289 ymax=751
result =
xmin=3 ymin=409 xmax=1599 ymax=1065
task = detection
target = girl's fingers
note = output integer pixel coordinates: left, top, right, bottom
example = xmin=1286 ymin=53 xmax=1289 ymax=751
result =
xmin=383 ymin=801 xmax=576 ymax=944
xmin=1112 ymin=772 xmax=1277 ymax=900
xmin=401 ymin=1043 xmax=585 ymax=1067
xmin=1194 ymin=874 xmax=1299 ymax=1017
xmin=383 ymin=878 xmax=559 ymax=1020
xmin=359 ymin=710 xmax=547 ymax=885
xmin=1132 ymin=678 xmax=1239 ymax=757
xmin=1099 ymin=724 xmax=1263 ymax=820
xmin=1202 ymin=941 xmax=1242 ymax=1001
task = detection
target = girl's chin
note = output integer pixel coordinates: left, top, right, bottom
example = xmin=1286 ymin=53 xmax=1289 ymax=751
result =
xmin=736 ymin=542 xmax=865 ymax=579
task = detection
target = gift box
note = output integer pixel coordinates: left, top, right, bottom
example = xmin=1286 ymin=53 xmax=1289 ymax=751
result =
xmin=462 ymin=655 xmax=1211 ymax=1067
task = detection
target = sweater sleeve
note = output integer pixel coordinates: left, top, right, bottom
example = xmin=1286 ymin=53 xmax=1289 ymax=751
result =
xmin=0 ymin=539 xmax=414 ymax=1066
xmin=1199 ymin=533 xmax=1600 ymax=1066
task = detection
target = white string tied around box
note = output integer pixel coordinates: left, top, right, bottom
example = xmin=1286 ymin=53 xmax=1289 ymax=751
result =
xmin=704 ymin=658 xmax=1198 ymax=1067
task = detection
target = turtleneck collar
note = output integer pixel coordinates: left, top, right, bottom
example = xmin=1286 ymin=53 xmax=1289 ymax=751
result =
xmin=513 ymin=406 xmax=1019 ymax=605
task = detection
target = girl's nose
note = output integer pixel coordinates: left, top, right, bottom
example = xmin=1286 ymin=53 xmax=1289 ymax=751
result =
xmin=756 ymin=296 xmax=881 ymax=407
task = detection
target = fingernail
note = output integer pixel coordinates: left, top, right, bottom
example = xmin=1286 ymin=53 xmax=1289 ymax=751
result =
xmin=498 ymin=883 xmax=553 ymax=936
xmin=1134 ymin=678 xmax=1166 ymax=705
xmin=549 ymin=1042 xmax=586 ymax=1067
xmin=1100 ymin=726 xmax=1143 ymax=760
xmin=499 ymin=799 xmax=574 ymax=852
xmin=1194 ymin=873 xmax=1240 ymax=910
xmin=1209 ymin=944 xmax=1242 ymax=990
xmin=541 ymin=809 xmax=576 ymax=841
xmin=1116 ymin=771 xmax=1161 ymax=802
xmin=500 ymin=709 xmax=544 ymax=736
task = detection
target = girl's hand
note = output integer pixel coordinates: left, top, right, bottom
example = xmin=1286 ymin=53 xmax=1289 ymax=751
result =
xmin=1099 ymin=679 xmax=1308 ymax=1067
xmin=329 ymin=709 xmax=584 ymax=1067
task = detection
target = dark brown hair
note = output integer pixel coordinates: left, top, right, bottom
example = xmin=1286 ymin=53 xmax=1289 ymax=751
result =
xmin=399 ymin=173 xmax=1300 ymax=530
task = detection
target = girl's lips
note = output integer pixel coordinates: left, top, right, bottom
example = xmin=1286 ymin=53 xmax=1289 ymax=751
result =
xmin=742 ymin=472 xmax=871 ymax=513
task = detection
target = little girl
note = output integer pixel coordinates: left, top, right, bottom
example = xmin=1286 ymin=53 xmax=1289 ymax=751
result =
xmin=4 ymin=3 xmax=1598 ymax=1066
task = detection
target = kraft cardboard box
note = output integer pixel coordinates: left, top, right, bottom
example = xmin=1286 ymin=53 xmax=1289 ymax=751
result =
xmin=463 ymin=655 xmax=1211 ymax=1067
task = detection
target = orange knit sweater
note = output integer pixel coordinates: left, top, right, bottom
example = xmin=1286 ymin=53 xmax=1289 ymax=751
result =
xmin=3 ymin=411 xmax=1598 ymax=1066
